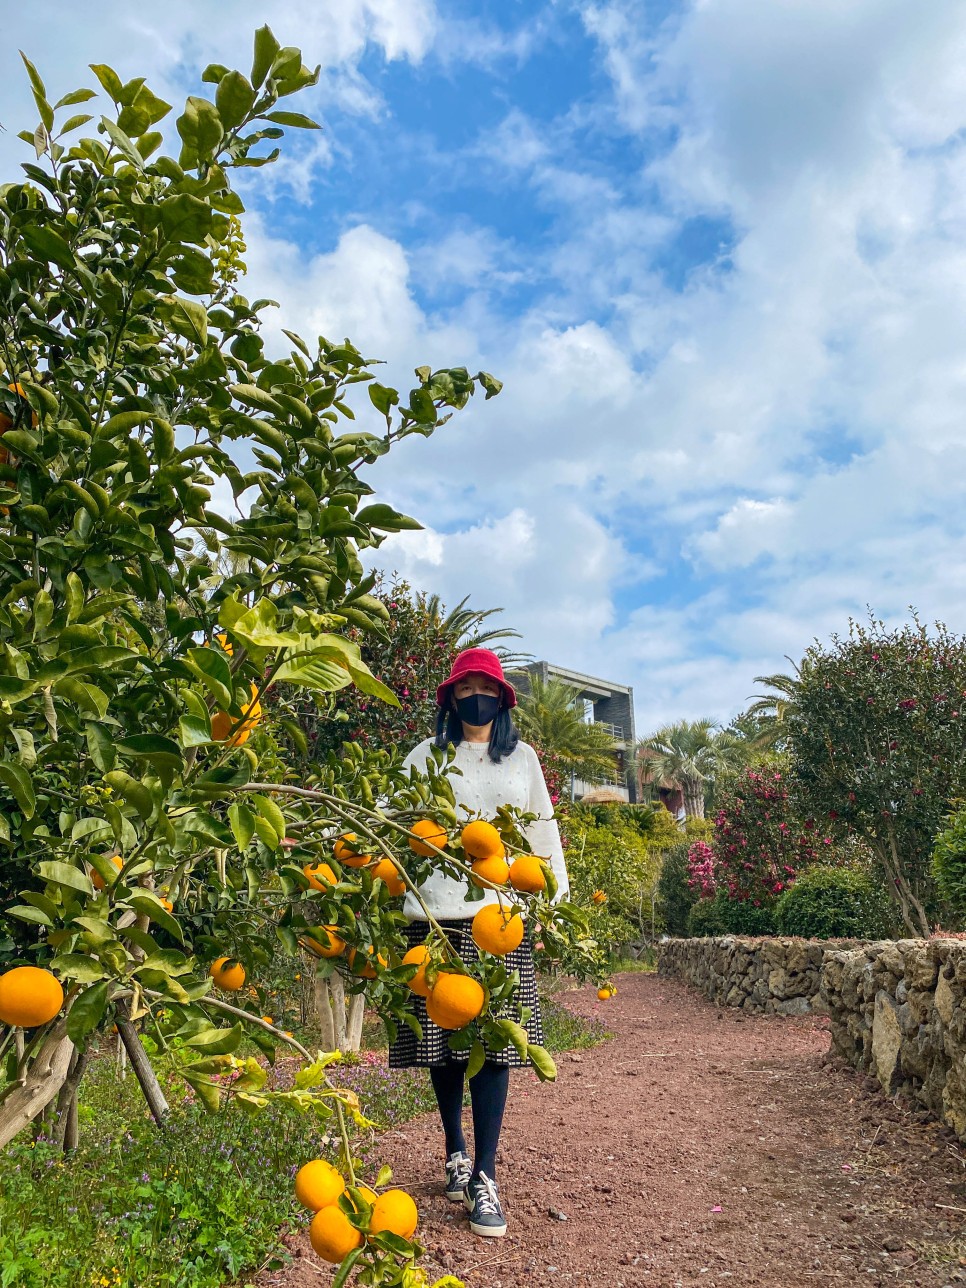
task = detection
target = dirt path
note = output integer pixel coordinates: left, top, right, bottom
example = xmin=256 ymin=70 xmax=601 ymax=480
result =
xmin=259 ymin=973 xmax=966 ymax=1288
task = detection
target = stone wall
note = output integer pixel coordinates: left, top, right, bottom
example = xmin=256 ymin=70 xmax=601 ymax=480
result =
xmin=660 ymin=935 xmax=966 ymax=1141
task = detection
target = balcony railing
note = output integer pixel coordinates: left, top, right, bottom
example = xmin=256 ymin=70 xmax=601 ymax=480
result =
xmin=594 ymin=721 xmax=624 ymax=741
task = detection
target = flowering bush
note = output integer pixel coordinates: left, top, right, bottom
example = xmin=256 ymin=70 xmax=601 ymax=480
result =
xmin=791 ymin=615 xmax=966 ymax=935
xmin=686 ymin=841 xmax=717 ymax=897
xmin=713 ymin=761 xmax=828 ymax=908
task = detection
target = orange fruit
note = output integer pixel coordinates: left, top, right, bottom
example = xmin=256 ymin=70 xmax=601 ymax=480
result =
xmin=371 ymin=858 xmax=406 ymax=896
xmin=369 ymin=1188 xmax=418 ymax=1240
xmin=408 ymin=818 xmax=448 ymax=856
xmin=215 ymin=632 xmax=233 ymax=656
xmin=401 ymin=944 xmax=431 ymax=997
xmin=0 ymin=966 xmax=64 ymax=1028
xmin=261 ymin=1014 xmax=274 ymax=1024
xmin=470 ymin=855 xmax=510 ymax=888
xmin=91 ymin=854 xmax=123 ymax=891
xmin=295 ymin=1158 xmax=345 ymax=1211
xmin=301 ymin=926 xmax=345 ymax=959
xmin=309 ymin=1204 xmax=363 ymax=1262
xmin=347 ymin=946 xmax=387 ymax=979
xmin=160 ymin=897 xmax=173 ymax=912
xmin=461 ymin=819 xmax=505 ymax=861
xmin=597 ymin=985 xmax=617 ymax=1000
xmin=472 ymin=903 xmax=524 ymax=956
xmin=210 ymin=957 xmax=246 ymax=991
xmin=508 ymin=855 xmax=547 ymax=893
xmin=426 ymin=972 xmax=485 ymax=1029
xmin=333 ymin=833 xmax=371 ymax=868
xmin=592 ymin=890 xmax=607 ymax=905
xmin=303 ymin=861 xmax=338 ymax=891
xmin=211 ymin=683 xmax=262 ymax=746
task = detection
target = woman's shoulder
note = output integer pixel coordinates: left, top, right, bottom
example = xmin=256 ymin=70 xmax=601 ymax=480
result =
xmin=403 ymin=737 xmax=437 ymax=767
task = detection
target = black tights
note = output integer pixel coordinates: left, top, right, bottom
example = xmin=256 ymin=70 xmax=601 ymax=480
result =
xmin=430 ymin=1060 xmax=509 ymax=1182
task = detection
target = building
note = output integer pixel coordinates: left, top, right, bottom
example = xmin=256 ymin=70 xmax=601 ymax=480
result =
xmin=513 ymin=661 xmax=637 ymax=803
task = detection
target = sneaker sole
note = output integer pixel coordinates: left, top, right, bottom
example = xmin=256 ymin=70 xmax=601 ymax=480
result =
xmin=444 ymin=1186 xmax=467 ymax=1202
xmin=463 ymin=1192 xmax=507 ymax=1237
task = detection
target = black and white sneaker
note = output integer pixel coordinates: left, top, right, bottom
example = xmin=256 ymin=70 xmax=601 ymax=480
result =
xmin=463 ymin=1171 xmax=507 ymax=1237
xmin=444 ymin=1150 xmax=472 ymax=1201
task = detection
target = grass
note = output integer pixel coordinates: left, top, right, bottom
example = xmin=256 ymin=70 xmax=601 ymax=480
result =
xmin=0 ymin=990 xmax=610 ymax=1288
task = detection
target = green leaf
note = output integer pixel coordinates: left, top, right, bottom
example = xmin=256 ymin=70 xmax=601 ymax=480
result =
xmin=367 ymin=382 xmax=399 ymax=416
xmin=216 ymin=71 xmax=256 ymax=130
xmin=252 ymin=793 xmax=286 ymax=845
xmin=7 ymin=905 xmax=52 ymax=926
xmin=184 ymin=646 xmax=233 ymax=710
xmin=330 ymin=1247 xmax=364 ymax=1288
xmin=355 ymin=503 xmax=422 ymax=533
xmin=54 ymin=677 xmax=110 ymax=719
xmin=160 ymin=194 xmax=213 ymax=244
xmin=179 ymin=715 xmax=212 ymax=747
xmin=0 ymin=760 xmax=35 ymax=817
xmin=10 ymin=728 xmax=36 ymax=769
xmin=263 ymin=110 xmax=321 ymax=130
xmin=251 ymin=26 xmax=281 ymax=89
xmin=98 ymin=116 xmax=145 ymax=168
xmin=21 ymin=225 xmax=76 ymax=272
xmin=163 ymin=296 xmax=208 ymax=347
xmin=496 ymin=1017 xmax=529 ymax=1060
xmin=228 ymin=802 xmax=256 ymax=850
xmin=466 ymin=1039 xmax=486 ymax=1080
xmin=115 ymin=734 xmax=183 ymax=768
xmin=50 ymin=954 xmax=105 ymax=984
xmin=97 ymin=409 xmax=154 ymax=438
xmin=103 ymin=770 xmax=154 ymax=820
xmin=527 ymin=1043 xmax=557 ymax=1082
xmin=129 ymin=894 xmax=184 ymax=943
xmin=176 ymin=96 xmax=224 ymax=165
xmin=185 ymin=1023 xmax=243 ymax=1055
xmin=90 ymin=64 xmax=123 ymax=102
xmin=66 ymin=980 xmax=111 ymax=1042
xmin=478 ymin=370 xmax=503 ymax=399
xmin=182 ymin=1072 xmax=222 ymax=1113
xmin=229 ymin=598 xmax=299 ymax=651
xmin=54 ymin=87 xmax=97 ymax=109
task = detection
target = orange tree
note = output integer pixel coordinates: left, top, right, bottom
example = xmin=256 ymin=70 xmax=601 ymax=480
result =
xmin=0 ymin=33 xmax=601 ymax=1287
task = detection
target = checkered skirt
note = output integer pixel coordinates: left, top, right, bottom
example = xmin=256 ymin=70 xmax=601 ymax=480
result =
xmin=388 ymin=917 xmax=543 ymax=1069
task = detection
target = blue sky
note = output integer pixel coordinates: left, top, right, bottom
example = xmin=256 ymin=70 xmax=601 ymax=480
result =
xmin=4 ymin=1 xmax=966 ymax=734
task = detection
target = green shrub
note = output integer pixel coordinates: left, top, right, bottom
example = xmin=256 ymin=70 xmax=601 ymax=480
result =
xmin=932 ymin=804 xmax=966 ymax=924
xmin=721 ymin=898 xmax=777 ymax=936
xmin=657 ymin=841 xmax=697 ymax=936
xmin=775 ymin=866 xmax=892 ymax=939
xmin=687 ymin=894 xmax=729 ymax=937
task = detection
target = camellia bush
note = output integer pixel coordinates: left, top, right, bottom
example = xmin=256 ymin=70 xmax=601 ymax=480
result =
xmin=713 ymin=760 xmax=828 ymax=910
xmin=791 ymin=615 xmax=966 ymax=936
xmin=0 ymin=33 xmax=602 ymax=1288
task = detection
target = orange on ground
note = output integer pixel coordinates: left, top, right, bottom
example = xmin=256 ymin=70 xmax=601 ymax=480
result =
xmin=333 ymin=833 xmax=371 ymax=868
xmin=91 ymin=854 xmax=123 ymax=891
xmin=461 ymin=819 xmax=505 ymax=861
xmin=401 ymin=944 xmax=432 ymax=997
xmin=301 ymin=926 xmax=345 ymax=959
xmin=598 ymin=985 xmax=617 ymax=1000
xmin=309 ymin=1205 xmax=363 ymax=1262
xmin=295 ymin=1158 xmax=346 ymax=1211
xmin=0 ymin=966 xmax=64 ymax=1028
xmin=369 ymin=1188 xmax=418 ymax=1240
xmin=426 ymin=972 xmax=485 ymax=1030
xmin=210 ymin=683 xmax=262 ymax=747
xmin=210 ymin=957 xmax=246 ymax=991
xmin=347 ymin=946 xmax=387 ymax=979
xmin=592 ymin=889 xmax=607 ymax=905
xmin=408 ymin=818 xmax=448 ymax=856
xmin=371 ymin=858 xmax=406 ymax=896
xmin=470 ymin=855 xmax=510 ymax=888
xmin=508 ymin=855 xmax=547 ymax=893
xmin=303 ymin=861 xmax=338 ymax=891
xmin=472 ymin=903 xmax=524 ymax=956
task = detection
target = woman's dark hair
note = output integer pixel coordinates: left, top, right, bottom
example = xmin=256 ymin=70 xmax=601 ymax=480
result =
xmin=434 ymin=695 xmax=519 ymax=762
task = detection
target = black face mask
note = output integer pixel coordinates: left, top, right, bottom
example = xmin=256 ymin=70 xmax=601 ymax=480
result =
xmin=455 ymin=693 xmax=501 ymax=727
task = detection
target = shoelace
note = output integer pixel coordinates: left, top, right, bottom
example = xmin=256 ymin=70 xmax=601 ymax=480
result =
xmin=472 ymin=1172 xmax=501 ymax=1216
xmin=446 ymin=1153 xmax=471 ymax=1185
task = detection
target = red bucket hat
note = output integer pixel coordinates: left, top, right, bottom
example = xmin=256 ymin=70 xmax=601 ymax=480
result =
xmin=436 ymin=647 xmax=517 ymax=709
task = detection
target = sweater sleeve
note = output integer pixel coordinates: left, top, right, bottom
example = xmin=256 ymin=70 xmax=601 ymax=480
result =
xmin=523 ymin=744 xmax=570 ymax=903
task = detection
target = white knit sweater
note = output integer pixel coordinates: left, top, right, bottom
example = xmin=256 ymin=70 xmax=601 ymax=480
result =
xmin=400 ymin=737 xmax=570 ymax=922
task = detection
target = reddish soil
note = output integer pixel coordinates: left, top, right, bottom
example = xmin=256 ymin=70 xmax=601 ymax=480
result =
xmin=256 ymin=972 xmax=966 ymax=1288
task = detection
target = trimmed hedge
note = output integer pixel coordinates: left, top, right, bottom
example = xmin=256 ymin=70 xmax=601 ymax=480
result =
xmin=775 ymin=866 xmax=892 ymax=939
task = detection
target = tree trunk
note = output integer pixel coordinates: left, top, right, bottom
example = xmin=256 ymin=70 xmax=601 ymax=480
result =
xmin=0 ymin=1020 xmax=75 ymax=1149
xmin=116 ymin=1019 xmax=169 ymax=1125
xmin=683 ymin=777 xmax=706 ymax=819
xmin=876 ymin=831 xmax=931 ymax=938
xmin=52 ymin=1048 xmax=90 ymax=1151
xmin=346 ymin=994 xmax=365 ymax=1052
xmin=311 ymin=971 xmax=336 ymax=1050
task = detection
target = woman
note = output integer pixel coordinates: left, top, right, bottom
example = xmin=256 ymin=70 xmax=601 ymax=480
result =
xmin=388 ymin=647 xmax=569 ymax=1239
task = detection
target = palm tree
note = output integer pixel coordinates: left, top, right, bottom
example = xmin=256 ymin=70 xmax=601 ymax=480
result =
xmin=425 ymin=592 xmax=531 ymax=669
xmin=512 ymin=675 xmax=620 ymax=786
xmin=636 ymin=719 xmax=722 ymax=819
xmin=744 ymin=666 xmax=802 ymax=750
